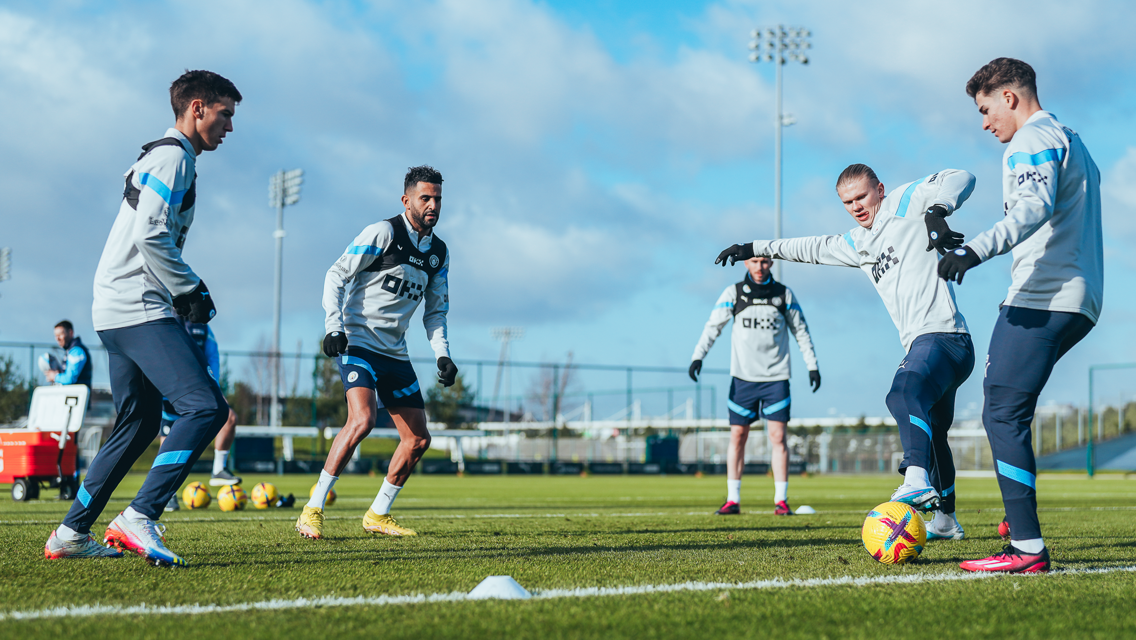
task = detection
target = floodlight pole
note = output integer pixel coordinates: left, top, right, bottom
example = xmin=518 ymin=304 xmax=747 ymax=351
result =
xmin=750 ymin=26 xmax=811 ymax=282
xmin=269 ymin=169 xmax=303 ymax=428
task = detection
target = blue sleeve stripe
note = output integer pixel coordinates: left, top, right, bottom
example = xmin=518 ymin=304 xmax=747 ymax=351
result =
xmin=152 ymin=449 xmax=193 ymax=467
xmin=346 ymin=245 xmax=382 ymax=255
xmin=996 ymin=460 xmax=1036 ymax=489
xmin=138 ymin=173 xmax=174 ymax=205
xmin=714 ymin=301 xmax=735 ymax=310
xmin=1006 ymin=147 xmax=1066 ymax=170
xmin=437 ymin=267 xmax=448 ymax=280
xmin=727 ymin=399 xmax=756 ymax=419
xmin=763 ymin=396 xmax=791 ymax=416
xmin=909 ymin=414 xmax=932 ymax=439
xmin=894 ymin=176 xmax=930 ymax=218
xmin=788 ymin=302 xmax=801 ymax=312
xmin=843 ymin=231 xmax=856 ymax=250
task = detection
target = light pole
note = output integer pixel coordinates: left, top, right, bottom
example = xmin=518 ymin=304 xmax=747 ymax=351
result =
xmin=490 ymin=327 xmax=524 ymax=424
xmin=268 ymin=169 xmax=303 ymax=428
xmin=749 ymin=25 xmax=811 ymax=281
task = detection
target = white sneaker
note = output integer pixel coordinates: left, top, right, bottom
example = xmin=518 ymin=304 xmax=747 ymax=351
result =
xmin=104 ymin=513 xmax=187 ymax=567
xmin=44 ymin=529 xmax=124 ymax=559
xmin=890 ymin=483 xmax=941 ymax=512
xmin=927 ymin=513 xmax=966 ymax=540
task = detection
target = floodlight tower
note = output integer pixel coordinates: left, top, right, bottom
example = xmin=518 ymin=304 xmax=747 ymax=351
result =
xmin=268 ymin=169 xmax=303 ymax=428
xmin=749 ymin=25 xmax=811 ymax=281
xmin=490 ymin=327 xmax=524 ymax=423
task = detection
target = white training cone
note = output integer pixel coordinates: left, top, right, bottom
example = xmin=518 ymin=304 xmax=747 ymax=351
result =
xmin=468 ymin=575 xmax=532 ymax=600
xmin=795 ymin=505 xmax=816 ymax=514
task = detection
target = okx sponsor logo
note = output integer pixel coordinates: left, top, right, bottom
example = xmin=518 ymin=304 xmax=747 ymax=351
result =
xmin=871 ymin=246 xmax=899 ymax=283
xmin=381 ymin=274 xmax=425 ymax=301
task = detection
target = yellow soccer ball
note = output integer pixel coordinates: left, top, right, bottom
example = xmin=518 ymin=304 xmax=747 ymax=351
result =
xmin=182 ymin=482 xmax=211 ymax=509
xmin=862 ymin=501 xmax=926 ymax=565
xmin=218 ymin=484 xmax=249 ymax=512
xmin=251 ymin=482 xmax=279 ymax=509
xmin=310 ymin=483 xmax=336 ymax=506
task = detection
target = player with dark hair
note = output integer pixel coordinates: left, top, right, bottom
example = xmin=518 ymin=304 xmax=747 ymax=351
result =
xmin=46 ymin=70 xmax=241 ymax=564
xmin=690 ymin=255 xmax=820 ymax=516
xmin=941 ymin=58 xmax=1102 ymax=573
xmin=46 ymin=320 xmax=92 ymax=388
xmin=297 ymin=165 xmax=456 ymax=539
xmin=717 ymin=164 xmax=977 ymax=540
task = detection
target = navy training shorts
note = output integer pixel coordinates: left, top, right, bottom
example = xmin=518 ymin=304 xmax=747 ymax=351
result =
xmin=338 ymin=347 xmax=425 ymax=410
xmin=727 ymin=378 xmax=791 ymax=425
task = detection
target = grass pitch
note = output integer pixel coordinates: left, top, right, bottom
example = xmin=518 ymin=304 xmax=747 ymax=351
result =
xmin=2 ymin=472 xmax=1135 ymax=639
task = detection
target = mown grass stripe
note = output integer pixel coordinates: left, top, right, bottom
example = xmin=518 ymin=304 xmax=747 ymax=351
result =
xmin=3 ymin=565 xmax=1134 ymax=621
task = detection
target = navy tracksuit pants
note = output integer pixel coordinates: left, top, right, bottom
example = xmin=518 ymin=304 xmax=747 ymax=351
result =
xmin=886 ymin=332 xmax=974 ymax=514
xmin=983 ymin=306 xmax=1093 ymax=541
xmin=63 ymin=318 xmax=228 ymax=532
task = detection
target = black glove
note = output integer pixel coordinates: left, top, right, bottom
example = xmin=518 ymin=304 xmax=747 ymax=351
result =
xmin=172 ymin=281 xmax=216 ymax=323
xmin=688 ymin=360 xmax=702 ymax=382
xmin=714 ymin=243 xmax=755 ymax=267
xmin=322 ymin=332 xmax=348 ymax=358
xmin=437 ymin=357 xmax=458 ymax=387
xmin=937 ymin=246 xmax=982 ymax=284
xmin=809 ymin=369 xmax=821 ymax=392
xmin=924 ymin=205 xmax=965 ymax=255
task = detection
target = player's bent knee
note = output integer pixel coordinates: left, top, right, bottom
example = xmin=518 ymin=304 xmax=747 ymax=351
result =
xmin=405 ymin=434 xmax=431 ymax=455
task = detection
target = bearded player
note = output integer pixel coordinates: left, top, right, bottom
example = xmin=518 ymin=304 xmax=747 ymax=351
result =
xmin=716 ymin=164 xmax=977 ymax=540
xmin=296 ymin=165 xmax=457 ymax=539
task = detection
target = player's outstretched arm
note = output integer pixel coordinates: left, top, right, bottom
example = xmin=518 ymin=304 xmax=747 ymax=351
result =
xmin=753 ymin=235 xmax=861 ymax=268
xmin=907 ymin=169 xmax=976 ymax=255
xmin=690 ymin=285 xmax=735 ymax=377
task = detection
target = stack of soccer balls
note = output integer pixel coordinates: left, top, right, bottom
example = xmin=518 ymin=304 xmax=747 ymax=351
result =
xmin=861 ymin=501 xmax=927 ymax=565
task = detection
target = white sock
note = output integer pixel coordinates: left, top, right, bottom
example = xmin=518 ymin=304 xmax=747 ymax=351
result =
xmin=370 ymin=479 xmax=402 ymax=515
xmin=306 ymin=470 xmax=338 ymax=510
xmin=123 ymin=506 xmax=149 ymax=522
xmin=904 ymin=466 xmax=930 ymax=488
xmin=774 ymin=481 xmax=788 ymax=503
xmin=726 ymin=479 xmax=741 ymax=504
xmin=1013 ymin=537 xmax=1045 ymax=554
xmin=57 ymin=523 xmax=85 ymax=542
xmin=212 ymin=450 xmax=229 ymax=475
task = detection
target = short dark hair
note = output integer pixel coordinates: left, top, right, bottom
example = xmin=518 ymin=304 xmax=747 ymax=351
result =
xmin=170 ymin=70 xmax=243 ymax=119
xmin=404 ymin=165 xmax=443 ymax=194
xmin=55 ymin=320 xmax=74 ymax=332
xmin=836 ymin=164 xmax=879 ymax=191
xmin=966 ymin=58 xmax=1037 ymax=99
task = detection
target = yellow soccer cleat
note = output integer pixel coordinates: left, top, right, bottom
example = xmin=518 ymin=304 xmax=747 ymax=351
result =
xmin=362 ymin=510 xmax=417 ymax=536
xmin=295 ymin=506 xmax=325 ymax=540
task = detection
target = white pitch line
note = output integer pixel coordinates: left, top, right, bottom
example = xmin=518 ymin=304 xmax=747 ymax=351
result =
xmin=2 ymin=565 xmax=1134 ymax=622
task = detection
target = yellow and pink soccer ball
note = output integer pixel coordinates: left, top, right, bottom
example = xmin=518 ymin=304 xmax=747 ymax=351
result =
xmin=861 ymin=501 xmax=926 ymax=565
xmin=182 ymin=482 xmax=211 ymax=509
xmin=218 ymin=484 xmax=249 ymax=512
xmin=251 ymin=482 xmax=279 ymax=509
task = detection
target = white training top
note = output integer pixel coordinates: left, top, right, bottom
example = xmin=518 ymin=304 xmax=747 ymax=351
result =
xmin=92 ymin=129 xmax=201 ymax=331
xmin=323 ymin=213 xmax=450 ymax=361
xmin=752 ymin=169 xmax=976 ymax=353
xmin=691 ymin=275 xmax=818 ymax=382
xmin=966 ymin=111 xmax=1103 ymax=323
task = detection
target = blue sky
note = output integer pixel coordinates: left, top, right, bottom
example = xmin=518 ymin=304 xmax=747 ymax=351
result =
xmin=1 ymin=0 xmax=1135 ymax=420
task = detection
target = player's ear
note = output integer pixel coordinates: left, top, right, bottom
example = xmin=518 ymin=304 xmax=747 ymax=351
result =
xmin=1003 ymin=88 xmax=1017 ymax=110
xmin=876 ymin=181 xmax=885 ymax=198
xmin=401 ymin=192 xmax=410 ymax=209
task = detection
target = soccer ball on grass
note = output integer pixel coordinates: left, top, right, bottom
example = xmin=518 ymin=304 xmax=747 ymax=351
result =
xmin=861 ymin=501 xmax=926 ymax=565
xmin=182 ymin=482 xmax=211 ymax=509
xmin=251 ymin=482 xmax=279 ymax=509
xmin=218 ymin=484 xmax=248 ymax=511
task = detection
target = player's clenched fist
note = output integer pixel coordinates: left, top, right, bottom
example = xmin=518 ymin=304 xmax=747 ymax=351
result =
xmin=436 ymin=357 xmax=458 ymax=387
xmin=937 ymin=246 xmax=981 ymax=284
xmin=715 ymin=243 xmax=755 ymax=267
xmin=322 ymin=331 xmax=348 ymax=358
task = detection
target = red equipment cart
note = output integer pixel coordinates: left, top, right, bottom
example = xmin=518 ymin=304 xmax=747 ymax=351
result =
xmin=0 ymin=385 xmax=88 ymax=501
